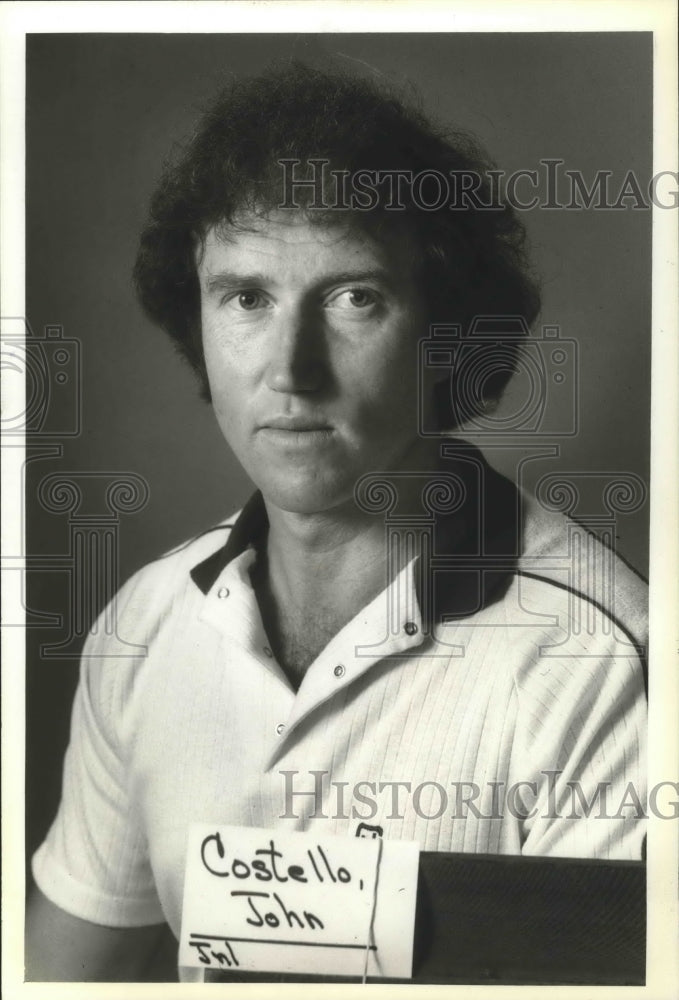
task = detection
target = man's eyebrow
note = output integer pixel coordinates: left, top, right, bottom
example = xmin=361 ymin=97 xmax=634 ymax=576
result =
xmin=203 ymin=271 xmax=268 ymax=293
xmin=203 ymin=267 xmax=399 ymax=295
xmin=316 ymin=268 xmax=397 ymax=289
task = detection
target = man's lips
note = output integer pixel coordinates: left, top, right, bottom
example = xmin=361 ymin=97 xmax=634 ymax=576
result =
xmin=259 ymin=416 xmax=332 ymax=432
xmin=257 ymin=417 xmax=335 ymax=450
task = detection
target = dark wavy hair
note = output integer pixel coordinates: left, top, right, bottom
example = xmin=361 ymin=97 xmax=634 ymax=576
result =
xmin=133 ymin=62 xmax=541 ymax=429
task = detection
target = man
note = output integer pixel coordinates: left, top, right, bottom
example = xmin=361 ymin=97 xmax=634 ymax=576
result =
xmin=26 ymin=63 xmax=647 ymax=981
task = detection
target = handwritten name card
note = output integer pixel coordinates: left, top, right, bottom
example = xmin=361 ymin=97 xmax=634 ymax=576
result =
xmin=179 ymin=824 xmax=419 ymax=979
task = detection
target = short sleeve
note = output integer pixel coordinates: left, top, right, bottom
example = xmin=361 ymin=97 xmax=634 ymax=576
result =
xmin=31 ymin=602 xmax=165 ymax=927
xmin=511 ymin=635 xmax=647 ymax=861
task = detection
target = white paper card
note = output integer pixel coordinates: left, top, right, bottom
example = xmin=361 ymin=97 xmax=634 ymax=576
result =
xmin=179 ymin=824 xmax=419 ymax=979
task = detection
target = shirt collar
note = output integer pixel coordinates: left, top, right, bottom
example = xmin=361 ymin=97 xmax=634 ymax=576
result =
xmin=190 ymin=489 xmax=268 ymax=596
xmin=189 ymin=442 xmax=521 ymax=625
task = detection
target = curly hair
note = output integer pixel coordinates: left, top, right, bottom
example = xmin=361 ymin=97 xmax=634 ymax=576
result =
xmin=133 ymin=61 xmax=541 ymax=429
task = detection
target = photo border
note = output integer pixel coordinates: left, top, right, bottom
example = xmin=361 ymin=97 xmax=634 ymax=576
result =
xmin=2 ymin=2 xmax=677 ymax=998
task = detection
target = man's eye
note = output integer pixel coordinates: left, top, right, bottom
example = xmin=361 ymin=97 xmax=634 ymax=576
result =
xmin=329 ymin=288 xmax=379 ymax=310
xmin=221 ymin=290 xmax=266 ymax=311
xmin=234 ymin=290 xmax=264 ymax=310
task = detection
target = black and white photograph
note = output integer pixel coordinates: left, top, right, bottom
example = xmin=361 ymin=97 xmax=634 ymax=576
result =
xmin=1 ymin=1 xmax=677 ymax=995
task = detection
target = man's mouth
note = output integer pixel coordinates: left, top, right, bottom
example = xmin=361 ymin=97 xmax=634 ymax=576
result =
xmin=257 ymin=417 xmax=335 ymax=449
xmin=260 ymin=415 xmax=332 ymax=432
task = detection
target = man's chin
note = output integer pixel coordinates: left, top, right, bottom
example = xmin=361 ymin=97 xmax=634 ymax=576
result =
xmin=256 ymin=474 xmax=356 ymax=518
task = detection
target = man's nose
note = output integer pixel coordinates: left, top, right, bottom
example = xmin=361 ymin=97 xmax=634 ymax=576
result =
xmin=265 ymin=305 xmax=325 ymax=394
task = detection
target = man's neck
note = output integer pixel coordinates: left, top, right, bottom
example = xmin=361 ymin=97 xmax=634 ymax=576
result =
xmin=263 ymin=503 xmax=389 ymax=617
xmin=251 ymin=449 xmax=458 ymax=687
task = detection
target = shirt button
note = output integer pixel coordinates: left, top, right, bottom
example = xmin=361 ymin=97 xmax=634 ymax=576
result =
xmin=275 ymin=723 xmax=286 ymax=735
xmin=263 ymin=646 xmax=273 ymax=658
xmin=217 ymin=587 xmax=230 ymax=599
xmin=333 ymin=664 xmax=345 ymax=678
xmin=404 ymin=621 xmax=418 ymax=636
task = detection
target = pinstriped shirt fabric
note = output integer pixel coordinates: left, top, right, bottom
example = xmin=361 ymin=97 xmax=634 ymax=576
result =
xmin=32 ymin=470 xmax=647 ymax=955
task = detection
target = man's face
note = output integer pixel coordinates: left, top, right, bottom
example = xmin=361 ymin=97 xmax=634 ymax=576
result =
xmin=198 ymin=210 xmax=435 ymax=515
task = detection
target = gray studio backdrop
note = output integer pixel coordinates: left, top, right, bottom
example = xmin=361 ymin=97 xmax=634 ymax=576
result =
xmin=25 ymin=33 xmax=651 ymax=856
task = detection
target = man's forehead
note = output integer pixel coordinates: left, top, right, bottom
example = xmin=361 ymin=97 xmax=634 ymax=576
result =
xmin=197 ymin=209 xmax=417 ymax=275
xmin=207 ymin=210 xmax=360 ymax=249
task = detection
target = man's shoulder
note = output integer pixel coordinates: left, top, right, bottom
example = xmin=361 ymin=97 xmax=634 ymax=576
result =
xmin=517 ymin=490 xmax=648 ymax=654
xmin=82 ymin=512 xmax=241 ymax=659
xmin=131 ymin=513 xmax=238 ymax=587
xmin=156 ymin=515 xmax=239 ymax=572
xmin=73 ymin=513 xmax=244 ymax=727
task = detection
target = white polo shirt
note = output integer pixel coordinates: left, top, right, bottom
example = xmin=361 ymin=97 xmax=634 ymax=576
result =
xmin=32 ymin=453 xmax=647 ymax=950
